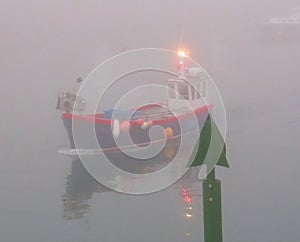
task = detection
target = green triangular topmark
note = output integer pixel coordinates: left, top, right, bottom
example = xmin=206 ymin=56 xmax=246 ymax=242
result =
xmin=191 ymin=115 xmax=229 ymax=168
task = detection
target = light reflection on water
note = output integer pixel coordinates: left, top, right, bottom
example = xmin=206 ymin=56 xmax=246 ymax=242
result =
xmin=61 ymin=156 xmax=205 ymax=241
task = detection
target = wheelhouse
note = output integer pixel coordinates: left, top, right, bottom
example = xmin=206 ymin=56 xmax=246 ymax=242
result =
xmin=166 ymin=67 xmax=207 ymax=113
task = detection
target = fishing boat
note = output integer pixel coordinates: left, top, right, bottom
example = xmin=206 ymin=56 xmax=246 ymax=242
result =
xmin=260 ymin=7 xmax=300 ymax=40
xmin=56 ymin=50 xmax=210 ymax=152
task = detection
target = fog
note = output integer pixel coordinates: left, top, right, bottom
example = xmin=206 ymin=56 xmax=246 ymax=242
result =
xmin=0 ymin=1 xmax=293 ymax=143
xmin=0 ymin=0 xmax=300 ymax=241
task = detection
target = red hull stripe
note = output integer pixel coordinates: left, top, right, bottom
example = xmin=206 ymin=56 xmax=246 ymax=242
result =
xmin=62 ymin=105 xmax=211 ymax=126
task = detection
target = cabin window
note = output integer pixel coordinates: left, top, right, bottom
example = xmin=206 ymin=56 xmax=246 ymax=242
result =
xmin=191 ymin=86 xmax=196 ymax=100
xmin=196 ymin=82 xmax=201 ymax=98
xmin=167 ymin=83 xmax=176 ymax=99
xmin=177 ymin=83 xmax=189 ymax=100
xmin=191 ymin=83 xmax=201 ymax=99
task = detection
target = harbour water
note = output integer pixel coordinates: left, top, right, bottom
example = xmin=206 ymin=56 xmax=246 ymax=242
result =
xmin=0 ymin=1 xmax=300 ymax=241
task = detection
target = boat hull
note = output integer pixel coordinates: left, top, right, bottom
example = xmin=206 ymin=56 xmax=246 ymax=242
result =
xmin=62 ymin=107 xmax=209 ymax=151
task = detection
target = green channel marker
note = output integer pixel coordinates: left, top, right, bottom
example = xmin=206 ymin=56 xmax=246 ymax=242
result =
xmin=191 ymin=115 xmax=229 ymax=242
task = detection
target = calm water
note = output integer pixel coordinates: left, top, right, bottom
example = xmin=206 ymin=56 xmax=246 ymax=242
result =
xmin=1 ymin=1 xmax=300 ymax=241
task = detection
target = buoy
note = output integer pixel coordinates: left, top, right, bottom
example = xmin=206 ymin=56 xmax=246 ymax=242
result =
xmin=164 ymin=127 xmax=174 ymax=139
xmin=140 ymin=122 xmax=148 ymax=129
xmin=112 ymin=120 xmax=120 ymax=138
xmin=136 ymin=118 xmax=144 ymax=126
xmin=147 ymin=120 xmax=153 ymax=127
xmin=120 ymin=121 xmax=130 ymax=132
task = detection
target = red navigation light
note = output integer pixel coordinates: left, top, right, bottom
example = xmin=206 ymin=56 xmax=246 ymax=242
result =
xmin=177 ymin=60 xmax=186 ymax=70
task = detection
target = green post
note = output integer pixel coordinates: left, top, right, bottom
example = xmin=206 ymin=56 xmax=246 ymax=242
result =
xmin=190 ymin=115 xmax=228 ymax=242
xmin=202 ymin=168 xmax=223 ymax=242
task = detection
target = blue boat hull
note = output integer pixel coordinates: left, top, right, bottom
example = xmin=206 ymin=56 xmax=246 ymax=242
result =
xmin=62 ymin=110 xmax=209 ymax=151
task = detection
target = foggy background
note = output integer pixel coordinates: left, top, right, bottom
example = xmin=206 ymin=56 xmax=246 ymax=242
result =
xmin=0 ymin=0 xmax=300 ymax=241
